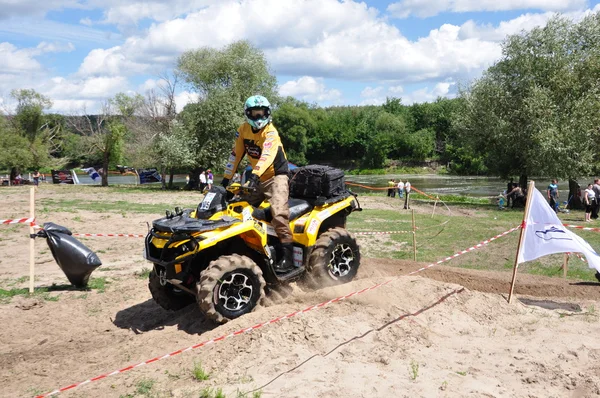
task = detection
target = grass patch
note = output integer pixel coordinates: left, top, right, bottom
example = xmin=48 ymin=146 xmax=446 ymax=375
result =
xmin=236 ymin=391 xmax=262 ymax=398
xmin=199 ymin=388 xmax=225 ymax=398
xmin=87 ymin=277 xmax=109 ymax=293
xmin=192 ymin=361 xmax=210 ymax=381
xmin=135 ymin=378 xmax=155 ymax=396
xmin=409 ymin=360 xmax=419 ymax=381
xmin=0 ymin=286 xmax=59 ymax=304
xmin=347 ymin=201 xmax=600 ymax=282
xmin=135 ymin=267 xmax=152 ymax=279
xmin=38 ymin=198 xmax=197 ymax=214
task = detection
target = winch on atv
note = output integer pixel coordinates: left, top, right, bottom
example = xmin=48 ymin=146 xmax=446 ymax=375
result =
xmin=143 ymin=165 xmax=362 ymax=323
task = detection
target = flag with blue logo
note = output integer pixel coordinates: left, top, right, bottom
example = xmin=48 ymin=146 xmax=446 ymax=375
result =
xmin=518 ymin=188 xmax=600 ymax=272
xmin=81 ymin=167 xmax=100 ymax=182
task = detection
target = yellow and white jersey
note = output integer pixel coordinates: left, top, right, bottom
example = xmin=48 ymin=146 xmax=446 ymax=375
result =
xmin=224 ymin=122 xmax=289 ymax=182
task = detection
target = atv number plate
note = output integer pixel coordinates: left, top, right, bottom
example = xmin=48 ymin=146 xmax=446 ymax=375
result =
xmin=200 ymin=192 xmax=216 ymax=210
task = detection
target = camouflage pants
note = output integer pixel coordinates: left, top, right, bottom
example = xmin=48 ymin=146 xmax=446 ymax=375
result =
xmin=243 ymin=174 xmax=293 ymax=243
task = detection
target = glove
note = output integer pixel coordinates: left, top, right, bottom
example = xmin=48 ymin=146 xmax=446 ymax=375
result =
xmin=244 ymin=173 xmax=259 ymax=190
xmin=221 ymin=178 xmax=230 ymax=188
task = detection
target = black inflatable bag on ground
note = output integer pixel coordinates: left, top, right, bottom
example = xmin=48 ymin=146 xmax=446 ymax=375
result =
xmin=289 ymin=165 xmax=346 ymax=198
xmin=42 ymin=222 xmax=102 ymax=287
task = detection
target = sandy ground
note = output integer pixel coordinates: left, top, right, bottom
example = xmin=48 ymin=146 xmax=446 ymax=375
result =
xmin=2 ymin=185 xmax=600 ymax=398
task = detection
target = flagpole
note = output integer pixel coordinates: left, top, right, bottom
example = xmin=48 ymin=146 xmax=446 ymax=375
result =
xmin=508 ymin=180 xmax=536 ymax=303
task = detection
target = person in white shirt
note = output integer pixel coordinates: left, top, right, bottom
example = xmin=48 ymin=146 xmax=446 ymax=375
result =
xmin=397 ymin=180 xmax=404 ymax=198
xmin=403 ymin=181 xmax=411 ymax=209
xmin=584 ymin=183 xmax=596 ymax=222
xmin=199 ymin=171 xmax=207 ymax=192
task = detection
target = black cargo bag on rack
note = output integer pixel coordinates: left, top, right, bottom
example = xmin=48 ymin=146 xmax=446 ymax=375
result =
xmin=39 ymin=222 xmax=102 ymax=287
xmin=289 ymin=165 xmax=346 ymax=198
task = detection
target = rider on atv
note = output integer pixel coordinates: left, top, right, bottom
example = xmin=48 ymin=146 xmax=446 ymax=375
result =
xmin=221 ymin=95 xmax=294 ymax=273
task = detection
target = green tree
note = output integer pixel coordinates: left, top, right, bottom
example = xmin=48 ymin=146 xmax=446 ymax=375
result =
xmin=177 ymin=40 xmax=279 ymax=174
xmin=272 ymin=99 xmax=315 ymax=165
xmin=7 ymin=89 xmax=55 ymax=170
xmin=10 ymin=89 xmax=53 ymax=142
xmin=455 ymin=13 xmax=600 ymax=185
xmin=0 ymin=117 xmax=34 ymax=173
xmin=178 ymin=40 xmax=277 ymax=103
xmin=67 ymin=94 xmax=142 ymax=186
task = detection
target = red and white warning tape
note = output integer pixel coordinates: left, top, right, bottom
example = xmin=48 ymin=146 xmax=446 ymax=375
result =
xmin=565 ymin=224 xmax=600 ymax=233
xmin=34 ymin=224 xmax=520 ymax=398
xmin=354 ymin=230 xmax=413 ymax=236
xmin=406 ymin=226 xmax=522 ymax=275
xmin=568 ymin=252 xmax=588 ymax=263
xmin=0 ymin=217 xmax=35 ymax=225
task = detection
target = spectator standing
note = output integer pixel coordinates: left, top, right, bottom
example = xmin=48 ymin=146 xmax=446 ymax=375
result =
xmin=584 ymin=183 xmax=596 ymax=222
xmin=397 ymin=180 xmax=404 ymax=198
xmin=507 ymin=184 xmax=525 ymax=208
xmin=199 ymin=171 xmax=207 ymax=192
xmin=32 ymin=170 xmax=41 ymax=186
xmin=403 ymin=181 xmax=411 ymax=209
xmin=593 ymin=179 xmax=600 ymax=220
xmin=506 ymin=179 xmax=514 ymax=208
xmin=387 ymin=178 xmax=395 ymax=197
xmin=547 ymin=179 xmax=559 ymax=213
xmin=207 ymin=169 xmax=214 ymax=190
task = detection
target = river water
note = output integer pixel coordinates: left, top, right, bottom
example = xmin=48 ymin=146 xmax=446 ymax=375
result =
xmin=71 ymin=173 xmax=590 ymax=199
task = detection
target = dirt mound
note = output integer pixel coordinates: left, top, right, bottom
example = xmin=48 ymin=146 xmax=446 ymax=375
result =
xmin=3 ymin=256 xmax=600 ymax=398
xmin=358 ymin=257 xmax=600 ymax=301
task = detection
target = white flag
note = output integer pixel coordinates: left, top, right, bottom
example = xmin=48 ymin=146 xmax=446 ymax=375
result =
xmin=518 ymin=188 xmax=600 ymax=272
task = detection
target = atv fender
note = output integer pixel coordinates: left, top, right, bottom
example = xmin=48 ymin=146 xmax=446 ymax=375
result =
xmin=198 ymin=220 xmax=269 ymax=256
xmin=295 ymin=196 xmax=359 ymax=247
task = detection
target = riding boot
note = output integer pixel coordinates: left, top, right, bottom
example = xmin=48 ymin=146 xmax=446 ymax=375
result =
xmin=275 ymin=242 xmax=295 ymax=273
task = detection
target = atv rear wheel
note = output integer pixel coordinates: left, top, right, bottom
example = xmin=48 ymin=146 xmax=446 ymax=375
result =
xmin=306 ymin=227 xmax=360 ymax=289
xmin=197 ymin=254 xmax=266 ymax=324
xmin=148 ymin=268 xmax=195 ymax=311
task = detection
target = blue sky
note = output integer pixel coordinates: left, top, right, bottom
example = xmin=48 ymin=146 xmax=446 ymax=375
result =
xmin=0 ymin=0 xmax=599 ymax=113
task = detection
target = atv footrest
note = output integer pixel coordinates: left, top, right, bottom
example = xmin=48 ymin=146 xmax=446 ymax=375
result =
xmin=274 ymin=266 xmax=305 ymax=283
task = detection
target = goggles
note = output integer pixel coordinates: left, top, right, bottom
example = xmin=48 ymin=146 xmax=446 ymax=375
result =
xmin=248 ymin=107 xmax=268 ymax=119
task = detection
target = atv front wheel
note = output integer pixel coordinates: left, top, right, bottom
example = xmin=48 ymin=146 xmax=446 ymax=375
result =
xmin=149 ymin=268 xmax=195 ymax=311
xmin=306 ymin=227 xmax=360 ymax=288
xmin=197 ymin=254 xmax=266 ymax=324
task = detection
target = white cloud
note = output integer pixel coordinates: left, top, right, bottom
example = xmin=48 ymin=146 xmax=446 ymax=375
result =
xmin=41 ymin=76 xmax=129 ymax=107
xmin=358 ymin=81 xmax=454 ymax=105
xmin=459 ymin=5 xmax=600 ymax=41
xmin=3 ymin=0 xmax=600 ymax=113
xmin=387 ymin=0 xmax=587 ymax=19
xmin=389 ymin=85 xmax=404 ymax=94
xmin=50 ymin=99 xmax=99 ymax=114
xmin=80 ymin=17 xmax=92 ymax=26
xmin=359 ymin=97 xmax=386 ymax=106
xmin=97 ymin=0 xmax=219 ymax=27
xmin=361 ymin=86 xmax=385 ymax=98
xmin=402 ymin=82 xmax=456 ymax=104
xmin=0 ymin=42 xmax=44 ymax=74
xmin=174 ymin=91 xmax=200 ymax=112
xmin=139 ymin=79 xmax=160 ymax=93
xmin=279 ymin=76 xmax=342 ymax=102
xmin=77 ymin=46 xmax=151 ymax=76
xmin=75 ymin=0 xmax=502 ymax=84
xmin=0 ymin=41 xmax=73 ymax=75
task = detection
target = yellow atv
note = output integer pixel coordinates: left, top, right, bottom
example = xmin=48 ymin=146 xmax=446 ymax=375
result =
xmin=144 ymin=177 xmax=361 ymax=323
